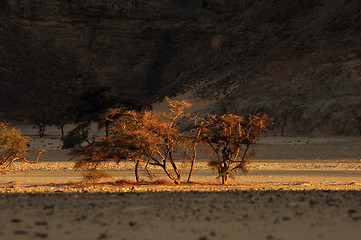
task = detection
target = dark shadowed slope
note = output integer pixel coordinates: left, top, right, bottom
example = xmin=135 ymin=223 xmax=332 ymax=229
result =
xmin=1 ymin=0 xmax=361 ymax=134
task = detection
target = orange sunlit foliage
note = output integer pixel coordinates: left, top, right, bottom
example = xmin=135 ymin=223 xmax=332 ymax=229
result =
xmin=0 ymin=122 xmax=45 ymax=174
xmin=73 ymin=98 xmax=191 ymax=184
xmin=72 ymin=98 xmax=269 ymax=185
xmin=196 ymin=113 xmax=269 ymax=184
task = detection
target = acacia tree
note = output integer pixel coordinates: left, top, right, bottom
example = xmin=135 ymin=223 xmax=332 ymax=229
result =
xmin=53 ymin=109 xmax=71 ymax=139
xmin=73 ymin=98 xmax=192 ymax=184
xmin=0 ymin=122 xmax=45 ymax=174
xmin=63 ymin=86 xmax=117 ymax=148
xmin=30 ymin=108 xmax=53 ymax=138
xmin=109 ymin=98 xmax=192 ymax=184
xmin=198 ymin=114 xmax=269 ymax=184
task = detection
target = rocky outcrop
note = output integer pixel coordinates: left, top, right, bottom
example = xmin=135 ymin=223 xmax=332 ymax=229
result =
xmin=1 ymin=0 xmax=361 ymax=135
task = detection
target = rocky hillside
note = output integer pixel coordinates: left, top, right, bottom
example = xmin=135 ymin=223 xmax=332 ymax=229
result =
xmin=1 ymin=0 xmax=361 ymax=135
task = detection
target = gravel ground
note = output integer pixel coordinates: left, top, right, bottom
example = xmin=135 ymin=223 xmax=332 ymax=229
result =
xmin=2 ymin=133 xmax=361 ymax=239
xmin=1 ymin=190 xmax=361 ymax=240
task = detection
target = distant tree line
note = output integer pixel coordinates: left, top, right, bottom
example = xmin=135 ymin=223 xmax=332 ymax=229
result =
xmin=27 ymin=85 xmax=145 ymax=141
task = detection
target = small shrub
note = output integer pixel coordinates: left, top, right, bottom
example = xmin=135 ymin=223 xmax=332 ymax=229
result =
xmin=81 ymin=169 xmax=113 ymax=184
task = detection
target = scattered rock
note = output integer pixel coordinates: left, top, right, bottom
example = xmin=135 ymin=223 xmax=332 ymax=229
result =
xmin=75 ymin=215 xmax=87 ymax=221
xmin=35 ymin=221 xmax=48 ymax=226
xmin=14 ymin=230 xmax=27 ymax=235
xmin=43 ymin=204 xmax=55 ymax=210
xmin=11 ymin=219 xmax=22 ymax=223
xmin=348 ymin=209 xmax=357 ymax=216
xmin=34 ymin=232 xmax=48 ymax=238
xmin=98 ymin=233 xmax=107 ymax=240
xmin=325 ymin=199 xmax=338 ymax=206
xmin=128 ymin=221 xmax=137 ymax=227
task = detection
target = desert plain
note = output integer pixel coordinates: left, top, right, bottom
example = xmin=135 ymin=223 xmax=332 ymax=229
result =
xmin=1 ymin=126 xmax=361 ymax=240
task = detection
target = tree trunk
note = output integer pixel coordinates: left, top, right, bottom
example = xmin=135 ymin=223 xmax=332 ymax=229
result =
xmin=187 ymin=145 xmax=197 ymax=183
xmin=222 ymin=174 xmax=228 ymax=185
xmin=169 ymin=153 xmax=181 ymax=179
xmin=162 ymin=165 xmax=180 ymax=184
xmin=135 ymin=160 xmax=140 ymax=182
xmin=61 ymin=125 xmax=64 ymax=139
xmin=187 ymin=129 xmax=201 ymax=183
xmin=187 ymin=159 xmax=195 ymax=183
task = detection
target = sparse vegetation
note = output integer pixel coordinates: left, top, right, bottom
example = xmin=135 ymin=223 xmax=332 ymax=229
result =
xmin=0 ymin=122 xmax=45 ymax=174
xmin=30 ymin=108 xmax=53 ymax=138
xmin=0 ymin=97 xmax=269 ymax=184
xmin=53 ymin=109 xmax=70 ymax=139
xmin=71 ymin=97 xmax=269 ymax=185
xmin=73 ymin=98 xmax=192 ymax=184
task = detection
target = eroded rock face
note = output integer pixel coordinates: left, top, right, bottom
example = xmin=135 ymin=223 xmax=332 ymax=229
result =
xmin=1 ymin=0 xmax=361 ymax=135
xmin=1 ymin=0 xmax=216 ymax=119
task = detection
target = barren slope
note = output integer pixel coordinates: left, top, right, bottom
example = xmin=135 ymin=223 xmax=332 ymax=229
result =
xmin=1 ymin=0 xmax=361 ymax=134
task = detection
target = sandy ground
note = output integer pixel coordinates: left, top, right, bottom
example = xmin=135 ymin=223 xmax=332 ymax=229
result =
xmin=2 ymin=125 xmax=361 ymax=239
